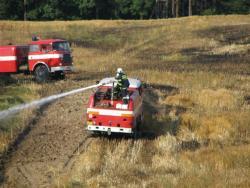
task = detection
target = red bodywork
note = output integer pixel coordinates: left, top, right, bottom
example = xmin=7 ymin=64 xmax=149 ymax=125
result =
xmin=86 ymin=78 xmax=143 ymax=135
xmin=0 ymin=45 xmax=29 ymax=73
xmin=28 ymin=39 xmax=73 ymax=72
xmin=0 ymin=39 xmax=73 ymax=74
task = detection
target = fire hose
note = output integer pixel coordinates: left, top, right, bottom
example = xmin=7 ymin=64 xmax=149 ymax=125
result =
xmin=0 ymin=81 xmax=111 ymax=120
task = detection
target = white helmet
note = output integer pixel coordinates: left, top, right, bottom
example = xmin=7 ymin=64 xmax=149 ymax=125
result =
xmin=117 ymin=68 xmax=123 ymax=74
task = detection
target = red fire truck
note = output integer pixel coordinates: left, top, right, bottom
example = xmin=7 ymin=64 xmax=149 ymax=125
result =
xmin=86 ymin=77 xmax=144 ymax=136
xmin=0 ymin=38 xmax=73 ymax=82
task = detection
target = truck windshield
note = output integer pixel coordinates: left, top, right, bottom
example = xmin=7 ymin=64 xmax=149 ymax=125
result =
xmin=52 ymin=42 xmax=70 ymax=51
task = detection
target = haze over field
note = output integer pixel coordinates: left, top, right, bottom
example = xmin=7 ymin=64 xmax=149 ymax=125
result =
xmin=0 ymin=15 xmax=250 ymax=187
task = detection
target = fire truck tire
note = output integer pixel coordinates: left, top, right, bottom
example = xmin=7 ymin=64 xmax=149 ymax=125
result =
xmin=90 ymin=131 xmax=101 ymax=137
xmin=54 ymin=71 xmax=65 ymax=80
xmin=34 ymin=65 xmax=50 ymax=83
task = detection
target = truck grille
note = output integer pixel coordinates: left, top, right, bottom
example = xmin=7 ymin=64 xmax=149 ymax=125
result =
xmin=63 ymin=54 xmax=72 ymax=63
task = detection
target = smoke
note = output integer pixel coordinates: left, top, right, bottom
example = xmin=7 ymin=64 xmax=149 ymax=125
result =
xmin=0 ymin=83 xmax=101 ymax=121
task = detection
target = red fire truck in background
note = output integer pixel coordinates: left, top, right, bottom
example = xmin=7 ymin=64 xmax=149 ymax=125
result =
xmin=86 ymin=77 xmax=144 ymax=136
xmin=0 ymin=38 xmax=73 ymax=82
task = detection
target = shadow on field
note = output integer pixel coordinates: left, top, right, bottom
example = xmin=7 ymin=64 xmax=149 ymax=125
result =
xmin=142 ymin=85 xmax=182 ymax=136
xmin=244 ymin=95 xmax=250 ymax=105
xmin=70 ymin=70 xmax=111 ymax=82
xmin=150 ymin=83 xmax=180 ymax=96
xmin=199 ymin=24 xmax=250 ymax=45
xmin=70 ymin=39 xmax=118 ymax=51
xmin=181 ymin=46 xmax=250 ymax=63
xmin=143 ymin=84 xmax=201 ymax=151
xmin=47 ymin=24 xmax=165 ymax=51
xmin=179 ymin=24 xmax=250 ymax=74
xmin=126 ymin=23 xmax=250 ymax=75
xmin=0 ymin=75 xmax=17 ymax=87
xmin=0 ymin=73 xmax=71 ymax=86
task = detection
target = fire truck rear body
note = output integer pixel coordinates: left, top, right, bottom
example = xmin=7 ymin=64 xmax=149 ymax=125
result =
xmin=0 ymin=45 xmax=29 ymax=73
xmin=86 ymin=78 xmax=143 ymax=135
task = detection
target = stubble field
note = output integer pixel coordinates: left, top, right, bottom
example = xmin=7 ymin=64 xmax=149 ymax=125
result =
xmin=0 ymin=15 xmax=250 ymax=187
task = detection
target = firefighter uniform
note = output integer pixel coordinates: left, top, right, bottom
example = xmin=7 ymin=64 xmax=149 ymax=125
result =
xmin=114 ymin=69 xmax=130 ymax=100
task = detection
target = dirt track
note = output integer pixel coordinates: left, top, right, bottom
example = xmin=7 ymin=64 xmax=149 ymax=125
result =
xmin=0 ymin=81 xmax=167 ymax=187
xmin=1 ymin=87 xmax=94 ymax=187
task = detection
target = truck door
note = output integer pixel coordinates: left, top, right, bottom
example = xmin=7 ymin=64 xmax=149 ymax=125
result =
xmin=29 ymin=44 xmax=54 ymax=71
xmin=28 ymin=44 xmax=41 ymax=71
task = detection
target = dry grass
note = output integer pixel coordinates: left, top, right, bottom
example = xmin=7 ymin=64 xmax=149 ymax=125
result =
xmin=197 ymin=89 xmax=238 ymax=110
xmin=0 ymin=15 xmax=250 ymax=187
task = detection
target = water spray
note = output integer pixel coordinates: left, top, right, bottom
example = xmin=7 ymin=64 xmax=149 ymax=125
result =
xmin=0 ymin=83 xmax=105 ymax=121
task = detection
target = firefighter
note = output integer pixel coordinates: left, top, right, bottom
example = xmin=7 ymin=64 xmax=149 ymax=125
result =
xmin=32 ymin=36 xmax=40 ymax=41
xmin=114 ymin=68 xmax=130 ymax=102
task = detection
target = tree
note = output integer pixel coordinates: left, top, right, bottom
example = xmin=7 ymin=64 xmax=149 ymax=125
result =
xmin=0 ymin=0 xmax=8 ymax=19
xmin=172 ymin=0 xmax=175 ymax=17
xmin=130 ymin=0 xmax=154 ymax=19
xmin=0 ymin=0 xmax=23 ymax=20
xmin=24 ymin=0 xmax=27 ymax=20
xmin=217 ymin=0 xmax=250 ymax=14
xmin=165 ymin=0 xmax=169 ymax=18
xmin=75 ymin=0 xmax=95 ymax=19
xmin=189 ymin=0 xmax=192 ymax=16
xmin=175 ymin=0 xmax=179 ymax=17
xmin=95 ymin=0 xmax=116 ymax=19
xmin=114 ymin=0 xmax=133 ymax=19
xmin=1 ymin=0 xmax=250 ymax=20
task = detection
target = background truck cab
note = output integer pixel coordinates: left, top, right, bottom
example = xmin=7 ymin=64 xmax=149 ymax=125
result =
xmin=29 ymin=39 xmax=73 ymax=82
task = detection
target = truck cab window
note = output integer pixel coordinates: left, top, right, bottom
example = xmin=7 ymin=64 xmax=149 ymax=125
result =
xmin=29 ymin=45 xmax=40 ymax=52
xmin=41 ymin=44 xmax=52 ymax=53
xmin=52 ymin=42 xmax=70 ymax=51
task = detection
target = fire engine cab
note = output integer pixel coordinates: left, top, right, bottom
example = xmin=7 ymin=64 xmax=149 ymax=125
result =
xmin=86 ymin=77 xmax=144 ymax=136
xmin=0 ymin=38 xmax=73 ymax=82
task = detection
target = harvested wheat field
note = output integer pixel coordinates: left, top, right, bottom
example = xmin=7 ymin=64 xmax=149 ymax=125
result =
xmin=0 ymin=15 xmax=250 ymax=187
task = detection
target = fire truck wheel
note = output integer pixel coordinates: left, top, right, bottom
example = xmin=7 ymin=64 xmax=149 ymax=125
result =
xmin=90 ymin=131 xmax=101 ymax=137
xmin=34 ymin=65 xmax=50 ymax=83
xmin=54 ymin=71 xmax=65 ymax=80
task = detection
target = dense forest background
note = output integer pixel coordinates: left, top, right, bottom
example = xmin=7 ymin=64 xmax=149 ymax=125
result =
xmin=0 ymin=0 xmax=249 ymax=20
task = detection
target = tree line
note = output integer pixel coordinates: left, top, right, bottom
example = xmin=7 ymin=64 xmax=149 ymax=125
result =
xmin=0 ymin=0 xmax=249 ymax=20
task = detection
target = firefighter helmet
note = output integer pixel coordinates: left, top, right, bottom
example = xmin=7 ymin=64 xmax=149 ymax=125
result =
xmin=117 ymin=68 xmax=123 ymax=74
